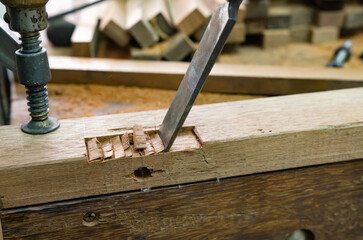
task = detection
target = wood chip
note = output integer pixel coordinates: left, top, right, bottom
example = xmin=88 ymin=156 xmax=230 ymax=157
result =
xmin=86 ymin=138 xmax=103 ymax=161
xmin=144 ymin=142 xmax=155 ymax=156
xmin=111 ymin=136 xmax=125 ymax=159
xmin=150 ymin=134 xmax=165 ymax=153
xmin=101 ymin=140 xmax=113 ymax=160
xmin=133 ymin=124 xmax=147 ymax=150
xmin=131 ymin=146 xmax=142 ymax=157
xmin=125 ymin=148 xmax=133 ymax=158
xmin=121 ymin=133 xmax=130 ymax=150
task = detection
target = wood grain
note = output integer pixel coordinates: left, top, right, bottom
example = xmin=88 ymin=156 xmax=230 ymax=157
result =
xmin=48 ymin=56 xmax=363 ymax=95
xmin=125 ymin=0 xmax=159 ymax=48
xmin=167 ymin=0 xmax=212 ymax=36
xmin=71 ymin=4 xmax=102 ymax=57
xmin=0 ymin=88 xmax=362 ymax=209
xmin=99 ymin=0 xmax=130 ymax=48
xmin=1 ymin=160 xmax=361 ymax=239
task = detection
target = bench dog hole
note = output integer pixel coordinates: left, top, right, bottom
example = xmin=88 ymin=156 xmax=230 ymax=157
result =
xmin=134 ymin=167 xmax=153 ymax=179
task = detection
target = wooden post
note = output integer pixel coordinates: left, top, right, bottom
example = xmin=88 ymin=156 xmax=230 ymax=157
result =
xmin=0 ymin=87 xmax=362 ymax=209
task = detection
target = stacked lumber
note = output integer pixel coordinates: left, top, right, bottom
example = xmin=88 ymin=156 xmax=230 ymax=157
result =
xmin=69 ymin=0 xmax=363 ymax=58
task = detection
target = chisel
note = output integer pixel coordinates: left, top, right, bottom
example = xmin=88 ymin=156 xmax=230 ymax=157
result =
xmin=159 ymin=0 xmax=244 ymax=151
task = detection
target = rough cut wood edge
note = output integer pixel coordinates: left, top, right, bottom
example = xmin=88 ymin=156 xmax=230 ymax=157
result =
xmin=48 ymin=56 xmax=363 ymax=95
xmin=0 ymin=88 xmax=362 ymax=208
xmin=1 ymin=160 xmax=361 ymax=239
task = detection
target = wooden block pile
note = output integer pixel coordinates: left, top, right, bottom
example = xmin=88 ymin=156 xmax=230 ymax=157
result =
xmin=71 ymin=0 xmax=363 ymax=58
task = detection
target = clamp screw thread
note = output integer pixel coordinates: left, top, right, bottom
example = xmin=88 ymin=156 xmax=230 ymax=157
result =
xmin=25 ymin=85 xmax=49 ymax=121
xmin=20 ymin=32 xmax=42 ymax=54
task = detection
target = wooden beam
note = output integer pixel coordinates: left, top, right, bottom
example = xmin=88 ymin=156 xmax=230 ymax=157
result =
xmin=71 ymin=4 xmax=103 ymax=57
xmin=1 ymin=160 xmax=361 ymax=239
xmin=48 ymin=56 xmax=363 ymax=95
xmin=99 ymin=0 xmax=130 ymax=48
xmin=144 ymin=0 xmax=174 ymax=40
xmin=124 ymin=0 xmax=159 ymax=48
xmin=167 ymin=0 xmax=212 ymax=36
xmin=0 ymin=88 xmax=362 ymax=208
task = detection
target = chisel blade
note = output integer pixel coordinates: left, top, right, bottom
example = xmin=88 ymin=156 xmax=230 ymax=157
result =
xmin=159 ymin=0 xmax=242 ymax=151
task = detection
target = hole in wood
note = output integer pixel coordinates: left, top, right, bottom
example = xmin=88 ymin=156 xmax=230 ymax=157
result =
xmin=82 ymin=212 xmax=99 ymax=227
xmin=286 ymin=229 xmax=315 ymax=240
xmin=85 ymin=126 xmax=202 ymax=163
xmin=134 ymin=167 xmax=153 ymax=179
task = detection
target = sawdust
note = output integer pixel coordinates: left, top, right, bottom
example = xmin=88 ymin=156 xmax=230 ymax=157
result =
xmin=12 ymin=83 xmax=261 ymax=123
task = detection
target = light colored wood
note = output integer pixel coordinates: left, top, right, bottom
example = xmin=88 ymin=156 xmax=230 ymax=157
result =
xmin=167 ymin=0 xmax=212 ymax=36
xmin=125 ymin=0 xmax=159 ymax=48
xmin=245 ymin=0 xmax=269 ymax=19
xmin=288 ymin=4 xmax=314 ymax=26
xmin=86 ymin=138 xmax=102 ymax=161
xmin=145 ymin=0 xmax=174 ymax=39
xmin=111 ymin=136 xmax=124 ymax=159
xmin=131 ymin=41 xmax=169 ymax=60
xmin=0 ymin=88 xmax=362 ymax=208
xmin=317 ymin=11 xmax=344 ymax=27
xmin=163 ymin=32 xmax=194 ymax=61
xmin=311 ymin=26 xmax=339 ymax=44
xmin=48 ymin=56 xmax=363 ymax=95
xmin=99 ymin=0 xmax=130 ymax=48
xmin=245 ymin=18 xmax=265 ymax=34
xmin=226 ymin=22 xmax=246 ymax=44
xmin=133 ymin=125 xmax=147 ymax=150
xmin=71 ymin=4 xmax=102 ymax=57
xmin=263 ymin=29 xmax=290 ymax=49
xmin=343 ymin=4 xmax=363 ymax=30
xmin=290 ymin=25 xmax=311 ymax=42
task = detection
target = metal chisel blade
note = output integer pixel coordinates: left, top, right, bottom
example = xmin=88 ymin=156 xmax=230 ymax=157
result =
xmin=159 ymin=0 xmax=242 ymax=151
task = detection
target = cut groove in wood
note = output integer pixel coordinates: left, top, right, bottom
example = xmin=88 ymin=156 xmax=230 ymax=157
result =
xmin=111 ymin=136 xmax=125 ymax=159
xmin=84 ymin=126 xmax=201 ymax=162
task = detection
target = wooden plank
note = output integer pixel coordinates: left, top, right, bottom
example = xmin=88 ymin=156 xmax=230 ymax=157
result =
xmin=163 ymin=32 xmax=194 ymax=61
xmin=48 ymin=56 xmax=363 ymax=95
xmin=99 ymin=0 xmax=130 ymax=48
xmin=144 ymin=0 xmax=174 ymax=40
xmin=125 ymin=0 xmax=159 ymax=48
xmin=71 ymin=4 xmax=102 ymax=57
xmin=167 ymin=0 xmax=212 ymax=36
xmin=245 ymin=18 xmax=265 ymax=34
xmin=263 ymin=29 xmax=290 ymax=49
xmin=245 ymin=0 xmax=270 ymax=19
xmin=317 ymin=10 xmax=344 ymax=27
xmin=0 ymin=88 xmax=362 ymax=208
xmin=343 ymin=4 xmax=363 ymax=30
xmin=266 ymin=6 xmax=291 ymax=29
xmin=288 ymin=4 xmax=314 ymax=26
xmin=290 ymin=25 xmax=311 ymax=42
xmin=311 ymin=26 xmax=339 ymax=44
xmin=1 ymin=160 xmax=361 ymax=239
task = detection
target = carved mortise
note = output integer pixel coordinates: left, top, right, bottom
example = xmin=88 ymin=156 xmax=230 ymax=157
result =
xmin=85 ymin=126 xmax=202 ymax=162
